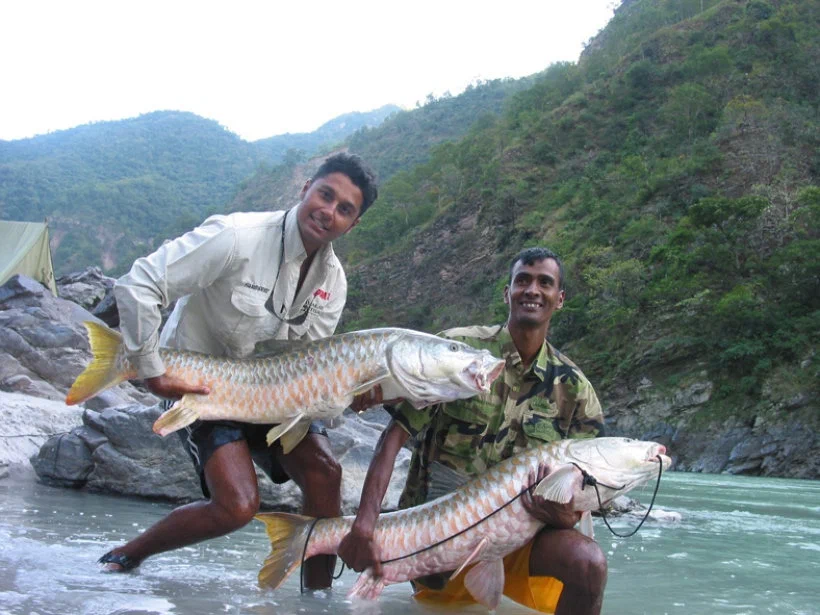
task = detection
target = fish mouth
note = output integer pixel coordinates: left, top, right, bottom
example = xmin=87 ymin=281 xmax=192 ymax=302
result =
xmin=464 ymin=355 xmax=505 ymax=392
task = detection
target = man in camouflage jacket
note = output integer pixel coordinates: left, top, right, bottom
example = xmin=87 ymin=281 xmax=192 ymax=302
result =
xmin=339 ymin=247 xmax=608 ymax=615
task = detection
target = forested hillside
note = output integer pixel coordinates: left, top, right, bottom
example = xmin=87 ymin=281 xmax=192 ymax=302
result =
xmin=253 ymin=104 xmax=400 ymax=164
xmin=226 ymin=78 xmax=532 ymax=214
xmin=339 ymin=0 xmax=818 ymax=456
xmin=0 ymin=107 xmax=396 ymax=273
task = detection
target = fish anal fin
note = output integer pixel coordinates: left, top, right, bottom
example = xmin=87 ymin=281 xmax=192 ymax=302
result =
xmin=579 ymin=510 xmax=594 ymax=539
xmin=532 ymin=464 xmax=579 ymax=504
xmin=463 ymin=559 xmax=505 ymax=610
xmin=266 ymin=414 xmax=310 ymax=453
xmin=278 ymin=419 xmax=312 ymax=455
xmin=451 ymin=536 xmax=489 ymax=579
xmin=347 ymin=569 xmax=387 ymax=601
xmin=152 ymin=396 xmax=201 ymax=436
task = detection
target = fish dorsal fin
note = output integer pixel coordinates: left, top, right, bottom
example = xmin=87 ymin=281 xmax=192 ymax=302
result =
xmin=253 ymin=339 xmax=305 ymax=358
xmin=579 ymin=510 xmax=594 ymax=539
xmin=427 ymin=461 xmax=470 ymax=501
xmin=463 ymin=559 xmax=505 ymax=610
xmin=266 ymin=414 xmax=309 ymax=452
xmin=532 ymin=464 xmax=579 ymax=504
xmin=451 ymin=536 xmax=489 ymax=579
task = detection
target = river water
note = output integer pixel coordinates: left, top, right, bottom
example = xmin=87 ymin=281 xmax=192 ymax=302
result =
xmin=0 ymin=469 xmax=817 ymax=615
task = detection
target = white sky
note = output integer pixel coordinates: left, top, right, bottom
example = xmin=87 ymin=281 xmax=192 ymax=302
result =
xmin=0 ymin=1 xmax=617 ymax=142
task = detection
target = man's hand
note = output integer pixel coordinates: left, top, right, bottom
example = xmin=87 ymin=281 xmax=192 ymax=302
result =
xmin=350 ymin=384 xmax=402 ymax=414
xmin=144 ymin=374 xmax=210 ymax=400
xmin=337 ymin=526 xmax=383 ymax=577
xmin=520 ymin=463 xmax=582 ymax=530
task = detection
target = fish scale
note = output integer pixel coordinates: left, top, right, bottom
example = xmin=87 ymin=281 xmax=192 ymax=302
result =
xmin=256 ymin=437 xmax=671 ymax=608
xmin=66 ymin=322 xmax=506 ymax=453
xmin=149 ymin=331 xmax=390 ymax=421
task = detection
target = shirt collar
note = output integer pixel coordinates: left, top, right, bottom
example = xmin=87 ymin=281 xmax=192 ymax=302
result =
xmin=282 ymin=205 xmax=337 ymax=269
xmin=283 ymin=205 xmax=307 ymax=264
xmin=499 ymin=325 xmax=551 ymax=382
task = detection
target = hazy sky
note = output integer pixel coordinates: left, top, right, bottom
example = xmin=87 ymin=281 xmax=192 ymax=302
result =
xmin=0 ymin=1 xmax=617 ymax=142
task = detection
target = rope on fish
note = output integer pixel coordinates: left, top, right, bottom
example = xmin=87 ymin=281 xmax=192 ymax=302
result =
xmin=571 ymin=455 xmax=664 ymax=538
xmin=299 ymin=516 xmax=326 ymax=594
xmin=300 ymin=458 xmax=664 ymax=583
xmin=380 ymin=480 xmax=538 ymax=565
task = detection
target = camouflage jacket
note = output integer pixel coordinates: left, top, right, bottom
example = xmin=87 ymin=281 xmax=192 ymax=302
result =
xmin=388 ymin=324 xmax=605 ymax=509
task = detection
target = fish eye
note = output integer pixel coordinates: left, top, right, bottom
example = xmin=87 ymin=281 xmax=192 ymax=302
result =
xmin=449 ymin=343 xmax=459 ymax=352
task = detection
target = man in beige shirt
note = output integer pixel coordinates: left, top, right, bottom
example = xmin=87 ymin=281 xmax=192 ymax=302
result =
xmin=99 ymin=153 xmax=379 ymax=589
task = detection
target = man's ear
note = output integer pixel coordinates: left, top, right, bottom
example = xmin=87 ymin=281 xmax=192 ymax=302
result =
xmin=503 ymin=285 xmax=511 ymax=305
xmin=556 ymin=290 xmax=565 ymax=310
xmin=300 ymin=179 xmax=312 ymax=199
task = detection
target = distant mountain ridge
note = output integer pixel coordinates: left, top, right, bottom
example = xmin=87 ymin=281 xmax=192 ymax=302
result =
xmin=0 ymin=106 xmax=401 ymax=273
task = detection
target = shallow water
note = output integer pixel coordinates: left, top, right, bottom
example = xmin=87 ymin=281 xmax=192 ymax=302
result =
xmin=0 ymin=470 xmax=817 ymax=615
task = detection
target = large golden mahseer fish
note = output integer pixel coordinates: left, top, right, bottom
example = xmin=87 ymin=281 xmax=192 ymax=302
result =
xmin=256 ymin=437 xmax=671 ymax=608
xmin=66 ymin=321 xmax=505 ymax=452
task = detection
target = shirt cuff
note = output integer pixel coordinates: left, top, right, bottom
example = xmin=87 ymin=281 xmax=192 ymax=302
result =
xmin=130 ymin=352 xmax=166 ymax=380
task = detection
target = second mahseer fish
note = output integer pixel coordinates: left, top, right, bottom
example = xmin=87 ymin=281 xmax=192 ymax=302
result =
xmin=66 ymin=322 xmax=505 ymax=453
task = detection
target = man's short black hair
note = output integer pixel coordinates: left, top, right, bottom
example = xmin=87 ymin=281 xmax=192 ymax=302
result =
xmin=510 ymin=247 xmax=565 ymax=291
xmin=313 ymin=152 xmax=378 ymax=215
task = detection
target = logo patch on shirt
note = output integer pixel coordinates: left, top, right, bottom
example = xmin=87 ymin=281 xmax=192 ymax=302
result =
xmin=313 ymin=288 xmax=330 ymax=301
xmin=243 ymin=282 xmax=270 ymax=293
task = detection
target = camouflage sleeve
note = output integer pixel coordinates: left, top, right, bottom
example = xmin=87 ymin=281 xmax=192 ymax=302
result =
xmin=567 ymin=377 xmax=606 ymax=439
xmin=385 ymin=400 xmax=439 ymax=438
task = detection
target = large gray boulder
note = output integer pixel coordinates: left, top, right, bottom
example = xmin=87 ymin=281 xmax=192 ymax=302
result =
xmin=31 ymin=402 xmax=409 ymax=512
xmin=0 ymin=390 xmax=85 ymax=479
xmin=0 ymin=274 xmax=155 ymax=406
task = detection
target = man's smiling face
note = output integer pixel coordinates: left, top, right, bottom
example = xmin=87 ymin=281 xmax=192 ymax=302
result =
xmin=296 ymin=172 xmax=363 ymax=253
xmin=504 ymin=257 xmax=565 ymax=330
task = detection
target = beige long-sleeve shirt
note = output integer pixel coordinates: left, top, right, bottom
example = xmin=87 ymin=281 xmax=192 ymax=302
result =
xmin=113 ymin=207 xmax=347 ymax=379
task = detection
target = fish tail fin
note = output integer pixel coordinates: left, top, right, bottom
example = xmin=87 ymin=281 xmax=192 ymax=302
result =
xmin=255 ymin=512 xmax=315 ymax=589
xmin=152 ymin=396 xmax=200 ymax=436
xmin=65 ymin=321 xmax=135 ymax=405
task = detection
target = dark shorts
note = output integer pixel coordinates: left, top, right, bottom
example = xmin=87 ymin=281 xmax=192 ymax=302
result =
xmin=166 ymin=401 xmax=328 ymax=498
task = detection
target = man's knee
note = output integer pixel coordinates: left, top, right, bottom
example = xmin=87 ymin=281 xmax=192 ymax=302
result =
xmin=532 ymin=530 xmax=607 ymax=593
xmin=285 ymin=437 xmax=342 ymax=493
xmin=573 ymin=540 xmax=607 ymax=593
xmin=303 ymin=451 xmax=341 ymax=493
xmin=210 ymin=488 xmax=260 ymax=530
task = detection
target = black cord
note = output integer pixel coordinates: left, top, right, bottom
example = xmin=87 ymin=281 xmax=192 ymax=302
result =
xmin=380 ymin=483 xmax=535 ymax=565
xmin=299 ymin=517 xmax=323 ymax=594
xmin=574 ymin=456 xmax=664 ymax=539
xmin=300 ymin=458 xmax=664 ymax=580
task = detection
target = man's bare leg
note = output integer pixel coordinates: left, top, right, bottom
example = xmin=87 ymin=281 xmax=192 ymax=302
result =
xmin=530 ymin=528 xmax=608 ymax=615
xmin=276 ymin=433 xmax=342 ymax=589
xmin=101 ymin=440 xmax=260 ymax=568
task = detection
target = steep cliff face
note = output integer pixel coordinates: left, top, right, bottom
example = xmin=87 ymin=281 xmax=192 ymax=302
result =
xmin=604 ymin=369 xmax=818 ymax=479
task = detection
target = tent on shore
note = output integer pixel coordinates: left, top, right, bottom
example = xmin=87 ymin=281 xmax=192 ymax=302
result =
xmin=0 ymin=221 xmax=58 ymax=295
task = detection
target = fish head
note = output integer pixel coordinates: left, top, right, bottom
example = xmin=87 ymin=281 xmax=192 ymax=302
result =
xmin=386 ymin=332 xmax=505 ymax=407
xmin=560 ymin=437 xmax=672 ymax=507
